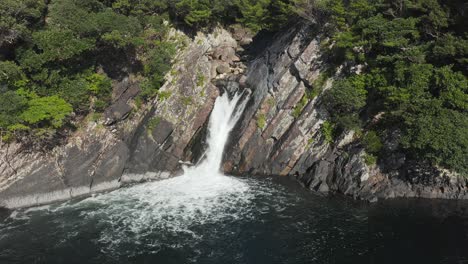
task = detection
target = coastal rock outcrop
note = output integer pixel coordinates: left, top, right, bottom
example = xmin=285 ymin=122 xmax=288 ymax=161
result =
xmin=0 ymin=28 xmax=243 ymax=208
xmin=222 ymin=23 xmax=468 ymax=202
xmin=1 ymin=23 xmax=466 ymax=209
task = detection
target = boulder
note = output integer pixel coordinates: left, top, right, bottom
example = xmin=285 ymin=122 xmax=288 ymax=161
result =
xmin=216 ymin=63 xmax=231 ymax=74
xmin=239 ymin=37 xmax=253 ymax=46
xmin=212 ymin=45 xmax=237 ymax=62
xmin=104 ymin=100 xmax=133 ymax=125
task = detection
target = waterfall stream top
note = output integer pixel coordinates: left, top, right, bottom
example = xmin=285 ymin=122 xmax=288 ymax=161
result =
xmin=183 ymin=90 xmax=249 ymax=176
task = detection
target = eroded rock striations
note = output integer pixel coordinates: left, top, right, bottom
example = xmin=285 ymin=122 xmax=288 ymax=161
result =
xmin=223 ymin=23 xmax=468 ymax=202
xmin=1 ymin=23 xmax=466 ymax=208
xmin=0 ymin=28 xmax=247 ymax=208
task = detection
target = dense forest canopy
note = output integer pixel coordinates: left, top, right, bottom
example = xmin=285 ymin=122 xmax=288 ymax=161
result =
xmin=0 ymin=0 xmax=296 ymax=144
xmin=320 ymin=0 xmax=467 ymax=174
xmin=0 ymin=0 xmax=467 ymax=174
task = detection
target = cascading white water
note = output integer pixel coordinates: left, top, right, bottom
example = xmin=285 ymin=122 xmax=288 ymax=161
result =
xmin=6 ymin=90 xmax=271 ymax=258
xmin=184 ymin=91 xmax=248 ymax=176
xmin=3 ymin=89 xmax=297 ymax=262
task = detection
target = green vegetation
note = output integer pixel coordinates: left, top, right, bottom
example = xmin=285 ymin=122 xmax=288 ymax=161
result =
xmin=0 ymin=0 xmax=178 ymax=143
xmin=21 ymin=95 xmax=73 ymax=129
xmin=147 ymin=116 xmax=162 ymax=133
xmin=257 ymin=113 xmax=267 ymax=129
xmin=1 ymin=0 xmax=302 ymax=143
xmin=196 ymin=72 xmax=206 ymax=87
xmin=323 ymin=75 xmax=367 ymax=131
xmin=363 ymin=131 xmax=382 ymax=154
xmin=157 ymin=91 xmax=173 ymax=102
xmin=2 ymin=0 xmax=465 ymax=177
xmin=320 ymin=0 xmax=468 ymax=174
xmin=292 ymin=95 xmax=308 ymax=118
xmin=310 ymin=72 xmax=330 ymax=98
xmin=267 ymin=97 xmax=276 ymax=107
xmin=181 ymin=96 xmax=193 ymax=106
xmin=321 ymin=121 xmax=334 ymax=144
xmin=363 ymin=153 xmax=377 ymax=166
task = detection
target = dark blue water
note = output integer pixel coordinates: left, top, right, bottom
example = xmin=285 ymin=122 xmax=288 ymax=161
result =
xmin=1 ymin=176 xmax=467 ymax=264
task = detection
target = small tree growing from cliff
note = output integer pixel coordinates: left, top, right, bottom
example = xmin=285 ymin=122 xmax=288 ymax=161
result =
xmin=291 ymin=0 xmax=330 ymax=24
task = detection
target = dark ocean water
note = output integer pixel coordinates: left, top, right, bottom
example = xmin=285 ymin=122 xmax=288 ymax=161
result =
xmin=0 ymin=175 xmax=467 ymax=264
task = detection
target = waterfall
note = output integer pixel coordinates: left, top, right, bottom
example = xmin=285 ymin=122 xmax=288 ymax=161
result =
xmin=183 ymin=90 xmax=249 ymax=177
xmin=10 ymin=89 xmax=255 ymax=252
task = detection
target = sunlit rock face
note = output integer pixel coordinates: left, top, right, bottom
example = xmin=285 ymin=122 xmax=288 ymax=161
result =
xmin=1 ymin=23 xmax=467 ymax=209
xmin=0 ymin=28 xmax=245 ymax=209
xmin=222 ymin=23 xmax=468 ymax=202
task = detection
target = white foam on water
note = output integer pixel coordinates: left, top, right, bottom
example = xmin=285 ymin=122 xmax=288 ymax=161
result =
xmin=74 ymin=173 xmax=256 ymax=250
xmin=0 ymin=91 xmax=294 ymax=259
xmin=72 ymin=91 xmax=257 ymax=253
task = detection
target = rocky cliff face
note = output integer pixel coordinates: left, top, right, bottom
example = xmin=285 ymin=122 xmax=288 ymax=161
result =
xmin=1 ymin=23 xmax=467 ymax=209
xmin=223 ymin=23 xmax=468 ymax=202
xmin=0 ymin=28 xmax=246 ymax=208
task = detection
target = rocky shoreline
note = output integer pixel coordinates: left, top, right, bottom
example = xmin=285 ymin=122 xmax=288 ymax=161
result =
xmin=1 ymin=24 xmax=466 ymax=209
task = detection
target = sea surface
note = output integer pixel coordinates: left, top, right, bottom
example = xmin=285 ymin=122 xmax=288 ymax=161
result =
xmin=1 ymin=175 xmax=467 ymax=264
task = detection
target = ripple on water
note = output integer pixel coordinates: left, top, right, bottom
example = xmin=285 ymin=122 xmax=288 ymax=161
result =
xmin=2 ymin=174 xmax=290 ymax=258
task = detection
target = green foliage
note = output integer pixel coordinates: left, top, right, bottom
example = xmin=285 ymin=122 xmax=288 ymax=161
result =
xmin=143 ymin=41 xmax=176 ymax=91
xmin=58 ymin=78 xmax=90 ymax=112
xmin=176 ymin=0 xmax=213 ymax=26
xmin=434 ymin=66 xmax=468 ymax=111
xmin=86 ymin=73 xmax=112 ymax=111
xmin=0 ymin=0 xmax=45 ymax=44
xmin=323 ymin=0 xmax=468 ymax=174
xmin=292 ymin=95 xmax=308 ymax=118
xmin=328 ymin=0 xmax=346 ymax=30
xmin=139 ymin=37 xmax=176 ymax=102
xmin=363 ymin=153 xmax=377 ymax=166
xmin=322 ymin=121 xmax=334 ymax=144
xmin=432 ymin=34 xmax=468 ymax=72
xmin=157 ymin=90 xmax=173 ymax=101
xmin=0 ymin=61 xmax=26 ymax=87
xmin=266 ymin=97 xmax=276 ymax=106
xmin=0 ymin=91 xmax=28 ymax=129
xmin=1 ymin=0 xmax=179 ymax=143
xmin=323 ymin=75 xmax=367 ymax=130
xmin=21 ymin=95 xmax=73 ymax=128
xmin=19 ymin=29 xmax=95 ymax=71
xmin=402 ymin=106 xmax=468 ymax=174
xmin=139 ymin=79 xmax=159 ymax=100
xmin=311 ymin=72 xmax=330 ymax=92
xmin=327 ymin=75 xmax=367 ymax=113
xmin=196 ymin=72 xmax=206 ymax=87
xmin=235 ymin=0 xmax=272 ymax=32
xmin=47 ymin=0 xmax=143 ymax=46
xmin=112 ymin=0 xmax=169 ymax=16
xmin=363 ymin=131 xmax=382 ymax=154
xmin=147 ymin=116 xmax=162 ymax=132
xmin=34 ymin=29 xmax=94 ymax=61
xmin=181 ymin=96 xmax=193 ymax=106
xmin=90 ymin=112 xmax=102 ymax=122
xmin=86 ymin=73 xmax=112 ymax=96
xmin=257 ymin=113 xmax=266 ymax=129
xmin=235 ymin=0 xmax=294 ymax=32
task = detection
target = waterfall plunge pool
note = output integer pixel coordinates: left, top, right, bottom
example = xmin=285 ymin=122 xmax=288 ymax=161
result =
xmin=1 ymin=175 xmax=468 ymax=264
xmin=1 ymin=92 xmax=468 ymax=263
